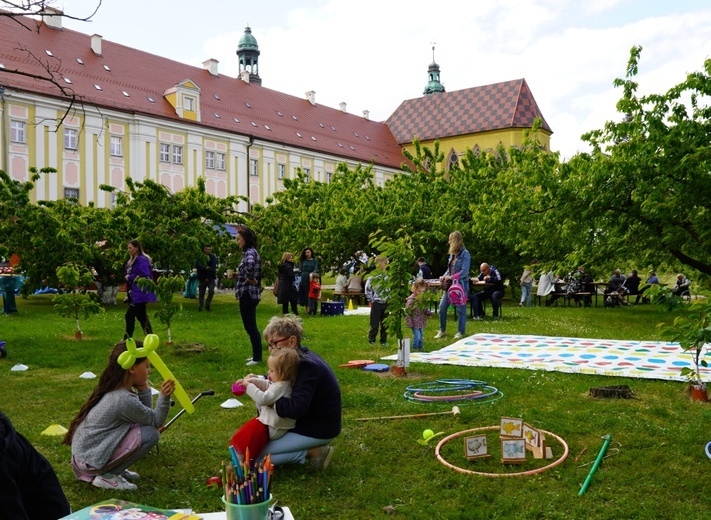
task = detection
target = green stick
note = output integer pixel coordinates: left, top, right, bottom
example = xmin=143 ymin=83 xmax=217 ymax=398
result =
xmin=578 ymin=434 xmax=612 ymax=496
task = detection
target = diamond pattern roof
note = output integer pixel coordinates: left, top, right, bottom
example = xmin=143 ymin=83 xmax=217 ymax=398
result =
xmin=386 ymin=79 xmax=553 ymax=144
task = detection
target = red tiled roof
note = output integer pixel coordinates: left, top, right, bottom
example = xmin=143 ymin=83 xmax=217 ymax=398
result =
xmin=0 ymin=13 xmax=403 ymax=169
xmin=386 ymin=79 xmax=553 ymax=144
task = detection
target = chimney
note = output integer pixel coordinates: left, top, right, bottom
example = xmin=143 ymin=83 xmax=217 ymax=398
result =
xmin=202 ymin=59 xmax=219 ymax=76
xmin=305 ymin=91 xmax=316 ymax=106
xmin=91 ymin=34 xmax=103 ymax=56
xmin=339 ymin=102 xmax=347 ymax=113
xmin=362 ymin=110 xmax=370 ymax=120
xmin=41 ymin=7 xmax=63 ymax=30
xmin=240 ymin=70 xmax=250 ymax=83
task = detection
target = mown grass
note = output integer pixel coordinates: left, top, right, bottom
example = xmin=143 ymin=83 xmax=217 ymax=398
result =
xmin=2 ymin=293 xmax=711 ymax=519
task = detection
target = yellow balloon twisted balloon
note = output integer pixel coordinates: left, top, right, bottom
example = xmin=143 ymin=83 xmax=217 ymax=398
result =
xmin=118 ymin=335 xmax=194 ymax=413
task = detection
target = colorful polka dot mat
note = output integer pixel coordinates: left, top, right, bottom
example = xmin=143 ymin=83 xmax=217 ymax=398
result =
xmin=382 ymin=333 xmax=711 ymax=382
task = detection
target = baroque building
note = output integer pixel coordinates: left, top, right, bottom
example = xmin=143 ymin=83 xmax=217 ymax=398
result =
xmin=0 ymin=10 xmax=552 ymax=210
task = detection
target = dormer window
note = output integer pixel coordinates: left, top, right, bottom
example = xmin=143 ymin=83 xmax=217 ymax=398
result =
xmin=103 ymin=65 xmax=111 ymax=72
xmin=164 ymin=79 xmax=202 ymax=121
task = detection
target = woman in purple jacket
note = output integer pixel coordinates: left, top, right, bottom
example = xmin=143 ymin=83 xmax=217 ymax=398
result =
xmin=124 ymin=240 xmax=156 ymax=339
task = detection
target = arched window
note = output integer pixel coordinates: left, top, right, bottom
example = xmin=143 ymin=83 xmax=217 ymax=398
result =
xmin=448 ymin=150 xmax=459 ymax=170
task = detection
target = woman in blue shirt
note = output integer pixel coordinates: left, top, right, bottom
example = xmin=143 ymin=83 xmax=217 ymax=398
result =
xmin=434 ymin=231 xmax=471 ymax=340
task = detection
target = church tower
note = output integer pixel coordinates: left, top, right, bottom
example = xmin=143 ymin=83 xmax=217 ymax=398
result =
xmin=423 ymin=45 xmax=445 ymax=95
xmin=237 ymin=26 xmax=262 ymax=85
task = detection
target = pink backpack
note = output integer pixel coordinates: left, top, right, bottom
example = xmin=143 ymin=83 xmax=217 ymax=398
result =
xmin=447 ymin=274 xmax=467 ymax=306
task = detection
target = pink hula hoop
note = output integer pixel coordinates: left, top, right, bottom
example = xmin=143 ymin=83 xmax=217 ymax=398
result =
xmin=435 ymin=425 xmax=569 ymax=477
xmin=413 ymin=391 xmax=483 ymax=401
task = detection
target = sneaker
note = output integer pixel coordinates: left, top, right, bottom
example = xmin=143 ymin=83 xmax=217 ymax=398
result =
xmin=453 ymin=332 xmax=464 ymax=339
xmin=472 ymin=316 xmax=483 ymax=321
xmin=434 ymin=331 xmax=446 ymax=339
xmin=92 ymin=474 xmax=137 ymax=491
xmin=310 ymin=445 xmax=335 ymax=470
xmin=245 ymin=359 xmax=260 ymax=366
xmin=121 ymin=469 xmax=139 ymax=481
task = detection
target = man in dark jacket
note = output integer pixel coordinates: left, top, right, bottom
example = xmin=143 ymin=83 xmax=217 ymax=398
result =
xmin=196 ymin=244 xmax=217 ymax=311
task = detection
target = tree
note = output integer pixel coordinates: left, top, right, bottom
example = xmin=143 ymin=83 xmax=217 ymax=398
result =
xmin=580 ymin=46 xmax=711 ymax=276
xmin=103 ymin=177 xmax=242 ymax=278
xmin=52 ymin=262 xmax=103 ymax=339
xmin=136 ymin=274 xmax=185 ymax=345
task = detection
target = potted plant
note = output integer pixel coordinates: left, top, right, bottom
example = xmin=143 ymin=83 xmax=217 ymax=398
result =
xmin=136 ymin=274 xmax=185 ymax=345
xmin=656 ymin=287 xmax=711 ymax=401
xmin=53 ymin=263 xmax=104 ymax=339
xmin=368 ymin=229 xmax=437 ymax=376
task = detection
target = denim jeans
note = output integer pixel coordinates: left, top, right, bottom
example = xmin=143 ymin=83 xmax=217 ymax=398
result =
xmin=258 ymin=432 xmax=335 ymax=466
xmin=411 ymin=327 xmax=424 ymax=349
xmin=439 ymin=292 xmax=467 ymax=335
xmin=520 ymin=281 xmax=533 ymax=307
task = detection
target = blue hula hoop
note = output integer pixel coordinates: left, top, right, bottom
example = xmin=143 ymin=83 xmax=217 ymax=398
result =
xmin=403 ymin=379 xmax=502 ymax=404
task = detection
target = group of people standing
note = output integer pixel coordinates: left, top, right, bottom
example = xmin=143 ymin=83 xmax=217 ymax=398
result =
xmin=276 ymin=247 xmax=322 ymax=316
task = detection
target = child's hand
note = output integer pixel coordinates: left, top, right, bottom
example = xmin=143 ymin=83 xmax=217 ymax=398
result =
xmin=160 ymin=379 xmax=175 ymax=397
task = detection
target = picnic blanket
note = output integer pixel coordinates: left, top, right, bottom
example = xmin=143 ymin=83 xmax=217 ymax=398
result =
xmin=382 ymin=333 xmax=710 ymax=382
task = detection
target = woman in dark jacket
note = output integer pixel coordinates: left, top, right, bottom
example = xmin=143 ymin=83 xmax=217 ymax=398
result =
xmin=298 ymin=247 xmax=318 ymax=306
xmin=124 ymin=239 xmax=156 ymax=339
xmin=277 ymin=252 xmax=298 ymax=315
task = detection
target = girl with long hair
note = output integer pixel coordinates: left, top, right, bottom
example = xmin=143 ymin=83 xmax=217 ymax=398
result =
xmin=63 ymin=341 xmax=175 ymax=490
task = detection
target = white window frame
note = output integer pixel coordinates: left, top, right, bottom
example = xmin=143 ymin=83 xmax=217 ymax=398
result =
xmin=277 ymin=163 xmax=285 ymax=179
xmin=303 ymin=167 xmax=310 ymax=181
xmin=250 ymin=159 xmax=259 ymax=176
xmin=110 ymin=136 xmax=123 ymax=157
xmin=184 ymin=95 xmax=195 ymax=111
xmin=216 ymin=153 xmax=226 ymax=171
xmin=160 ymin=143 xmax=171 ymax=162
xmin=64 ymin=128 xmax=78 ymax=150
xmin=205 ymin=151 xmax=215 ymax=169
xmin=172 ymin=145 xmax=183 ymax=165
xmin=10 ymin=120 xmax=26 ymax=143
xmin=64 ymin=187 xmax=80 ymax=199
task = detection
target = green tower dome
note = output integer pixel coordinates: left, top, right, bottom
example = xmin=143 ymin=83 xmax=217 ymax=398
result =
xmin=238 ymin=26 xmax=260 ymax=52
xmin=423 ymin=46 xmax=445 ymax=95
xmin=236 ymin=26 xmax=261 ymax=85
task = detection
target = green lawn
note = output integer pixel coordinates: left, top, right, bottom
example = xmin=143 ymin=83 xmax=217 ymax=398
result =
xmin=2 ymin=293 xmax=711 ymax=519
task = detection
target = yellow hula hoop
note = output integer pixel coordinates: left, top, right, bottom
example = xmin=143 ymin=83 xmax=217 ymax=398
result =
xmin=435 ymin=425 xmax=569 ymax=477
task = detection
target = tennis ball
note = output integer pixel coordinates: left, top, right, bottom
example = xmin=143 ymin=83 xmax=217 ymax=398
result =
xmin=232 ymin=381 xmax=246 ymax=396
xmin=423 ymin=429 xmax=434 ymax=440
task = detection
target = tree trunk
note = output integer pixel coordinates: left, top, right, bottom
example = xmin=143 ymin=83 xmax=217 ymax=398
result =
xmin=95 ymin=281 xmax=121 ymax=305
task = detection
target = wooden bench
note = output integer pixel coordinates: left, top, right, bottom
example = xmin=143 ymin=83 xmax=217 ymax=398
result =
xmin=334 ymin=291 xmax=365 ymax=306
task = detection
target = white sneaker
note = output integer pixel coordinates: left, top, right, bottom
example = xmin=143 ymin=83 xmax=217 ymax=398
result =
xmin=121 ymin=469 xmax=140 ymax=481
xmin=434 ymin=331 xmax=446 ymax=339
xmin=453 ymin=332 xmax=464 ymax=339
xmin=92 ymin=474 xmax=137 ymax=490
xmin=245 ymin=359 xmax=260 ymax=366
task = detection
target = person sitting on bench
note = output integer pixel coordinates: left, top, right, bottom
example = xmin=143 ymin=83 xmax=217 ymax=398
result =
xmin=470 ymin=263 xmax=505 ymax=320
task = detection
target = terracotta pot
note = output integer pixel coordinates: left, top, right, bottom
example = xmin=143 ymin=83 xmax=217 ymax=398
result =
xmin=691 ymin=384 xmax=708 ymax=402
xmin=75 ymin=331 xmax=83 ymax=340
xmin=391 ymin=365 xmax=407 ymax=377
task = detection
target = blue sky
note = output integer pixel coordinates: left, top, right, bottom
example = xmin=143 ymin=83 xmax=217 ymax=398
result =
xmin=49 ymin=0 xmax=711 ymax=158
